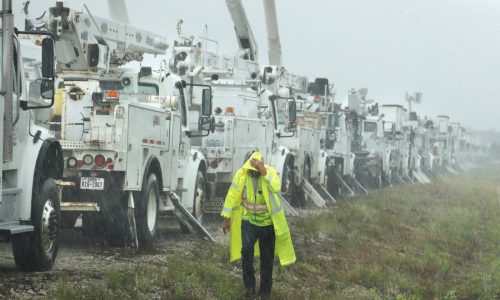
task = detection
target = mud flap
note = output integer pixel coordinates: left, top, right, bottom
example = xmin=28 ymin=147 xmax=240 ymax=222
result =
xmin=127 ymin=192 xmax=139 ymax=249
xmin=302 ymin=177 xmax=326 ymax=208
xmin=277 ymin=193 xmax=300 ymax=217
xmin=169 ymin=192 xmax=215 ymax=243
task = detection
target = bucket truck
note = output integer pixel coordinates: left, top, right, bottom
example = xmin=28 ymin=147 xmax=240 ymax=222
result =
xmin=378 ymin=104 xmax=412 ymax=184
xmin=169 ymin=1 xmax=298 ymax=215
xmin=261 ymin=0 xmax=334 ymax=208
xmin=0 ymin=0 xmax=65 ymax=271
xmin=405 ymin=112 xmax=431 ymax=183
xmin=29 ymin=2 xmax=215 ymax=247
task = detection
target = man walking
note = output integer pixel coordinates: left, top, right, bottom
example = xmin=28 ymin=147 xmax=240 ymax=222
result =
xmin=221 ymin=151 xmax=296 ymax=299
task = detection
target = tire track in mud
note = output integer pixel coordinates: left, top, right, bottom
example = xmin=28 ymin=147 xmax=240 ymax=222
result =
xmin=0 ymin=216 xmax=227 ymax=299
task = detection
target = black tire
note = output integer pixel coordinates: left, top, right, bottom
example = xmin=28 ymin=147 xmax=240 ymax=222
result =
xmin=135 ymin=173 xmax=159 ymax=249
xmin=326 ymin=165 xmax=340 ymax=198
xmin=180 ymin=170 xmax=206 ymax=234
xmin=303 ymin=158 xmax=312 ymax=182
xmin=12 ymin=179 xmax=60 ymax=272
xmin=377 ymin=163 xmax=383 ymax=188
xmin=193 ymin=171 xmax=206 ymax=223
xmin=281 ymin=155 xmax=293 ymax=195
xmin=294 ymin=159 xmax=311 ymax=208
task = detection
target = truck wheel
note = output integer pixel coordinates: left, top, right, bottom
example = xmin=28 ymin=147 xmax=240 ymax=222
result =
xmin=377 ymin=168 xmax=383 ymax=188
xmin=180 ymin=170 xmax=206 ymax=234
xmin=193 ymin=171 xmax=206 ymax=223
xmin=327 ymin=166 xmax=340 ymax=198
xmin=303 ymin=159 xmax=312 ymax=182
xmin=12 ymin=179 xmax=60 ymax=272
xmin=281 ymin=156 xmax=293 ymax=195
xmin=295 ymin=160 xmax=311 ymax=207
xmin=136 ymin=173 xmax=159 ymax=249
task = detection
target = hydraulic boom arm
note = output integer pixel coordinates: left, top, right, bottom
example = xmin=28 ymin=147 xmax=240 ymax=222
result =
xmin=225 ymin=0 xmax=258 ymax=61
xmin=39 ymin=2 xmax=168 ymax=71
xmin=262 ymin=0 xmax=282 ymax=66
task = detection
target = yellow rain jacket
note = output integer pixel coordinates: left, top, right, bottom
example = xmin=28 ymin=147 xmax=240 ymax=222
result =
xmin=221 ymin=152 xmax=296 ymax=266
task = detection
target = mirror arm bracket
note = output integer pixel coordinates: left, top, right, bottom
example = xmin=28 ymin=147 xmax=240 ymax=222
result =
xmin=187 ymin=131 xmax=210 ymax=138
xmin=277 ymin=131 xmax=296 ymax=138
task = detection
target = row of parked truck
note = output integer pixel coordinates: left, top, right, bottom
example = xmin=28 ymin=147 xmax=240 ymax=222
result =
xmin=1 ymin=0 xmax=490 ymax=271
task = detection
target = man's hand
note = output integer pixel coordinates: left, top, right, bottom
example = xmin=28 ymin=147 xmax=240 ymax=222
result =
xmin=222 ymin=217 xmax=231 ymax=235
xmin=250 ymin=158 xmax=267 ymax=176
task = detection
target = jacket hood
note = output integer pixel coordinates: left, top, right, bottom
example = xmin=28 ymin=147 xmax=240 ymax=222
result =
xmin=243 ymin=151 xmax=263 ymax=171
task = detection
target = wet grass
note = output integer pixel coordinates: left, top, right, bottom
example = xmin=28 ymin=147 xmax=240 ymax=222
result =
xmin=51 ymin=166 xmax=500 ymax=299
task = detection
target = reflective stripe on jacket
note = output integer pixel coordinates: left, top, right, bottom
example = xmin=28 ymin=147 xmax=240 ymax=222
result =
xmin=221 ymin=154 xmax=296 ymax=266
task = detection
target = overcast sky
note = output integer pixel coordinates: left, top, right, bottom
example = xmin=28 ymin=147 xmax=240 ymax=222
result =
xmin=22 ymin=0 xmax=500 ymax=131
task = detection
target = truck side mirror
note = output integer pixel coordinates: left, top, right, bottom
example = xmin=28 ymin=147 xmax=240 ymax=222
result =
xmin=201 ymin=88 xmax=212 ymax=116
xmin=41 ymin=38 xmax=54 ymax=78
xmin=287 ymin=100 xmax=297 ymax=132
xmin=198 ymin=115 xmax=215 ymax=133
xmin=40 ymin=79 xmax=54 ymax=99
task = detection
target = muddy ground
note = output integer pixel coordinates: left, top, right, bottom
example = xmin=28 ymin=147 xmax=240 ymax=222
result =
xmin=0 ymin=216 xmax=231 ymax=299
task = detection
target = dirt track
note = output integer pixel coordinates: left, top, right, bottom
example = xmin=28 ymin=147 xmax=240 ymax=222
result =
xmin=0 ymin=217 xmax=228 ymax=299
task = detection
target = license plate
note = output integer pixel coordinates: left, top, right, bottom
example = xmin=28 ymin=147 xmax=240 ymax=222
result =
xmin=80 ymin=177 xmax=105 ymax=190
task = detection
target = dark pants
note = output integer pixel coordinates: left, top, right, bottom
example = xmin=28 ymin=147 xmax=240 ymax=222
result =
xmin=241 ymin=220 xmax=276 ymax=295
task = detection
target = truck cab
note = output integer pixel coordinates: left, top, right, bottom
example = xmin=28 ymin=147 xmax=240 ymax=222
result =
xmin=1 ymin=3 xmax=63 ymax=271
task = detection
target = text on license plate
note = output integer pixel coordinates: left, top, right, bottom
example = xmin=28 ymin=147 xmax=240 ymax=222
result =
xmin=80 ymin=177 xmax=105 ymax=190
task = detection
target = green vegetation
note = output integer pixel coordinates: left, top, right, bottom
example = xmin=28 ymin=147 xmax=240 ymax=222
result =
xmin=52 ymin=167 xmax=500 ymax=299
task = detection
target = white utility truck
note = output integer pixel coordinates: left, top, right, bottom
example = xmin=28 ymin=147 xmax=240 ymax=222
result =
xmin=169 ymin=1 xmax=301 ymax=214
xmin=31 ymin=2 xmax=214 ymax=247
xmin=0 ymin=0 xmax=64 ymax=271
xmin=169 ymin=5 xmax=264 ymax=212
xmin=261 ymin=0 xmax=334 ymax=208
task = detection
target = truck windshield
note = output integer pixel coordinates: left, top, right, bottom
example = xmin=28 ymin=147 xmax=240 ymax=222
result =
xmin=99 ymin=80 xmax=159 ymax=102
xmin=122 ymin=83 xmax=159 ymax=102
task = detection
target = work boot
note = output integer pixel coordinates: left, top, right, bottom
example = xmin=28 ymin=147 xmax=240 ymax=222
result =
xmin=243 ymin=288 xmax=256 ymax=299
xmin=258 ymin=292 xmax=271 ymax=300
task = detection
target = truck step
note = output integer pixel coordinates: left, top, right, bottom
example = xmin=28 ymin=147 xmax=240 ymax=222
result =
xmin=60 ymin=202 xmax=100 ymax=212
xmin=2 ymin=187 xmax=22 ymax=196
xmin=0 ymin=222 xmax=34 ymax=234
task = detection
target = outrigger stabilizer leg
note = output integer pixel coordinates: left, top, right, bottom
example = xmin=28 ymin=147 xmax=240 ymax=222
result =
xmin=127 ymin=192 xmax=139 ymax=249
xmin=169 ymin=192 xmax=216 ymax=243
